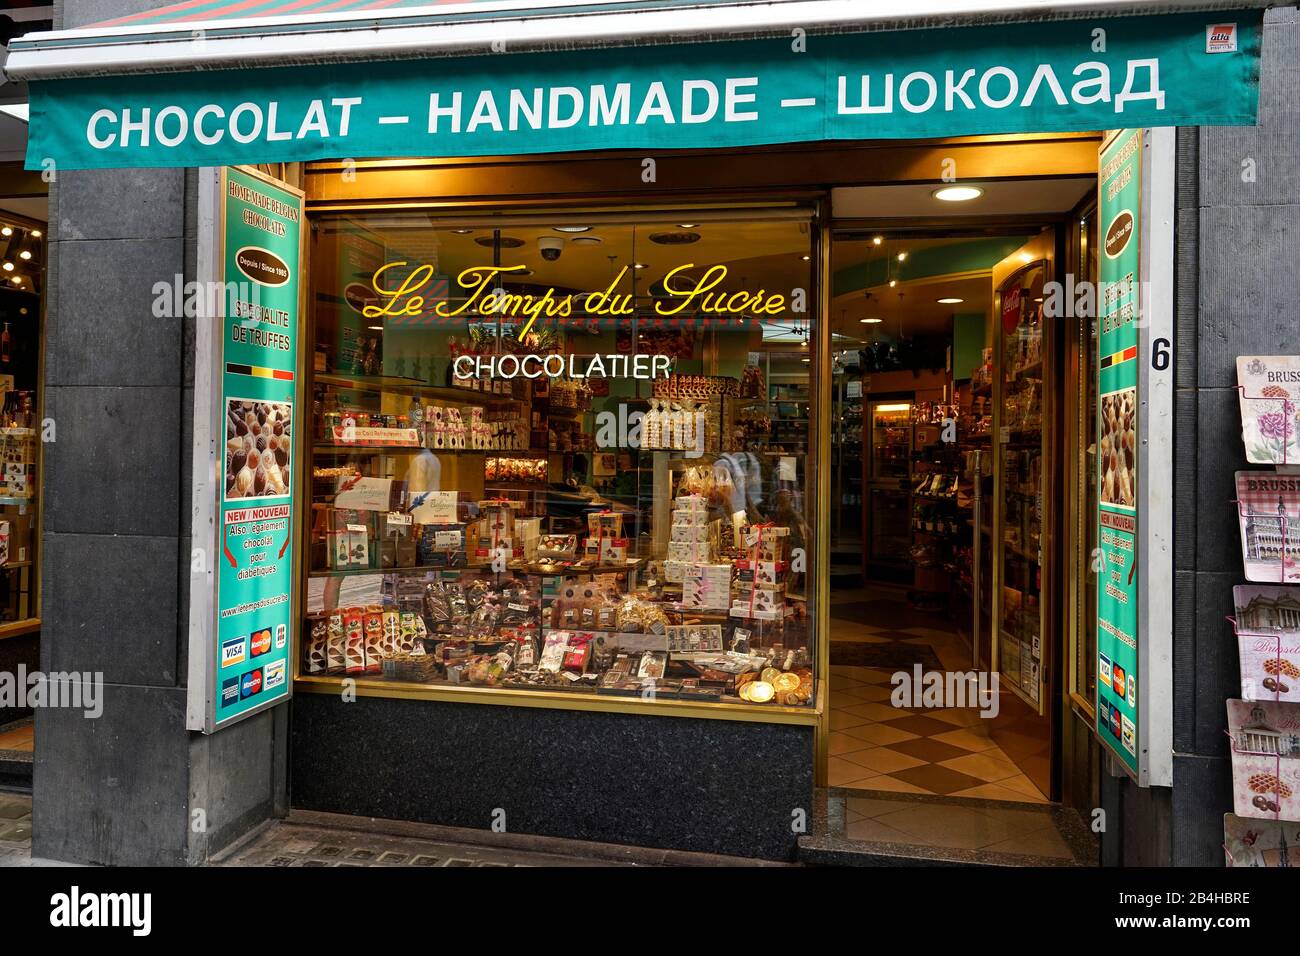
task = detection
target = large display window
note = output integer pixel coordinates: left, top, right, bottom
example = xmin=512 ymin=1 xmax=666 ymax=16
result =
xmin=297 ymin=206 xmax=820 ymax=713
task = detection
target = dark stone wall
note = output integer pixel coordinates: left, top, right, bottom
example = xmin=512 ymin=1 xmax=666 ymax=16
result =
xmin=32 ymin=0 xmax=283 ymax=865
xmin=290 ymin=692 xmax=815 ymax=861
xmin=1102 ymin=5 xmax=1300 ymax=867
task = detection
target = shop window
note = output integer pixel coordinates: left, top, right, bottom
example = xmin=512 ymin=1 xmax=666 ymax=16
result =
xmin=297 ymin=208 xmax=818 ymax=711
xmin=0 ymin=213 xmax=42 ymax=635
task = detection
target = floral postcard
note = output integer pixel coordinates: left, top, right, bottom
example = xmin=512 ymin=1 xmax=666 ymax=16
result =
xmin=1224 ymin=813 xmax=1300 ymax=866
xmin=1237 ymin=356 xmax=1300 ymax=465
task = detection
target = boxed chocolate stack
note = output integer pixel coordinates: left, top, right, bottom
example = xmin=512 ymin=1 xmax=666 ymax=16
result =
xmin=473 ymin=498 xmax=522 ymax=563
xmin=731 ymin=525 xmax=790 ymax=621
xmin=683 ymin=563 xmax=733 ymax=611
xmin=665 ymin=495 xmax=711 ymax=583
xmin=583 ymin=510 xmax=628 ymax=565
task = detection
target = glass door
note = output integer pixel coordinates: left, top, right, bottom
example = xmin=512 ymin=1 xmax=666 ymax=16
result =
xmin=989 ymin=231 xmax=1059 ymax=801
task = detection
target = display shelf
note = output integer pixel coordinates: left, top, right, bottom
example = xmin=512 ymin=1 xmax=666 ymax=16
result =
xmin=0 ymin=496 xmax=34 ymax=507
xmin=316 ymin=372 xmax=523 ymax=406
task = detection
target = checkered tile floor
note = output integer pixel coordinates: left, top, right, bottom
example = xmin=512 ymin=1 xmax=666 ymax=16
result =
xmin=829 ymin=592 xmax=1049 ymax=803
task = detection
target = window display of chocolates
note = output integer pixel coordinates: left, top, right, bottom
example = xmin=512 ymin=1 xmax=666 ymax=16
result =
xmin=306 ymin=348 xmax=817 ymax=710
xmin=302 ymin=565 xmax=812 ymax=706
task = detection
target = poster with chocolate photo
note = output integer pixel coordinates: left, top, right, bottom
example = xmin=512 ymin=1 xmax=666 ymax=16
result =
xmin=1237 ymin=355 xmax=1300 ymax=465
xmin=1099 ymin=386 xmax=1137 ymax=509
xmin=225 ymin=398 xmax=293 ymax=500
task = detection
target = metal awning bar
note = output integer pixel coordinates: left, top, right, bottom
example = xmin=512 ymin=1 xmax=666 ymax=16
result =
xmin=4 ymin=0 xmax=1272 ymax=80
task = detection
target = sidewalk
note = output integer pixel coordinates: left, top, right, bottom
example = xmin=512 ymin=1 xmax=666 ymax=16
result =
xmin=0 ymin=791 xmax=35 ymax=866
xmin=0 ymin=795 xmax=788 ymax=867
xmin=215 ymin=810 xmax=790 ymax=867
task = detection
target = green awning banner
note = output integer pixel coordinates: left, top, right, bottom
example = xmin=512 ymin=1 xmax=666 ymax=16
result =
xmin=24 ymin=10 xmax=1260 ymax=171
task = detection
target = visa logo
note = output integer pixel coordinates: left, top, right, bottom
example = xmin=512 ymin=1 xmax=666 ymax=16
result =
xmin=240 ymin=668 xmax=263 ymax=699
xmin=221 ymin=637 xmax=246 ymax=668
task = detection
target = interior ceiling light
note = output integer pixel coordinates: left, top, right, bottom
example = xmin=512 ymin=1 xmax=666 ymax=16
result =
xmin=30 ymin=230 xmax=40 ymax=239
xmin=801 ymin=357 xmax=811 ymax=363
xmin=553 ymin=226 xmax=591 ymax=233
xmin=677 ymin=223 xmax=699 ymax=229
xmin=888 ymin=279 xmax=897 ymax=288
xmin=0 ymin=227 xmax=11 ymax=237
xmin=1 ymin=262 xmax=12 ymax=272
xmin=570 ymin=235 xmax=602 ymax=245
xmin=937 ymin=297 xmax=964 ymax=304
xmin=932 ymin=185 xmax=985 ymax=202
xmin=367 ymin=325 xmax=384 ymax=331
xmin=862 ymin=317 xmax=883 ymax=324
xmin=18 ymin=251 xmax=31 ymax=260
xmin=633 ymin=262 xmax=647 ymax=270
xmin=801 ymin=255 xmax=810 ymax=261
xmin=450 ymin=228 xmax=473 ymax=234
xmin=896 ymin=251 xmax=907 ymax=262
xmin=872 ymin=236 xmax=883 ymax=245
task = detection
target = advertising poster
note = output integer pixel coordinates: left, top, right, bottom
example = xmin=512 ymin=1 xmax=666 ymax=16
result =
xmin=213 ymin=167 xmax=303 ymax=728
xmin=1095 ymin=129 xmax=1142 ymax=773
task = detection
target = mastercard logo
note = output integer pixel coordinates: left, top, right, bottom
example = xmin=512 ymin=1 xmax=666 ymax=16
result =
xmin=250 ymin=628 xmax=273 ymax=657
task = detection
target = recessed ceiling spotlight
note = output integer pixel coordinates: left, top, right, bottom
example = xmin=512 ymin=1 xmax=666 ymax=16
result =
xmin=18 ymin=250 xmax=31 ymax=260
xmin=1 ymin=262 xmax=12 ymax=272
xmin=801 ymin=255 xmax=810 ymax=261
xmin=932 ymin=185 xmax=985 ymax=202
xmin=896 ymin=251 xmax=908 ymax=262
xmin=30 ymin=230 xmax=40 ymax=238
xmin=861 ymin=317 xmax=883 ymax=324
xmin=633 ymin=263 xmax=647 ymax=270
xmin=367 ymin=325 xmax=384 ymax=331
xmin=450 ymin=228 xmax=473 ymax=234
xmin=553 ymin=226 xmax=591 ymax=233
xmin=872 ymin=236 xmax=883 ymax=246
xmin=888 ymin=279 xmax=897 ymax=288
xmin=801 ymin=357 xmax=810 ymax=363
xmin=0 ymin=227 xmax=11 ymax=237
xmin=937 ymin=297 xmax=964 ymax=304
xmin=677 ymin=223 xmax=699 ymax=229
xmin=570 ymin=236 xmax=602 ymax=245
